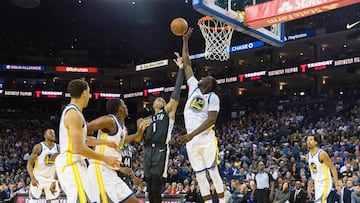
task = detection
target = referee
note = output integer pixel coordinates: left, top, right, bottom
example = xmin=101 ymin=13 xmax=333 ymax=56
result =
xmin=252 ymin=161 xmax=275 ymax=203
xmin=142 ymin=52 xmax=184 ymax=203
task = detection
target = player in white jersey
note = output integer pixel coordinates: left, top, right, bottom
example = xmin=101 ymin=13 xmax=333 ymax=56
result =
xmin=178 ymin=28 xmax=225 ymax=203
xmin=87 ymin=98 xmax=150 ymax=203
xmin=306 ymin=135 xmax=338 ymax=203
xmin=55 ymin=79 xmax=120 ymax=203
xmin=27 ymin=129 xmax=60 ymax=203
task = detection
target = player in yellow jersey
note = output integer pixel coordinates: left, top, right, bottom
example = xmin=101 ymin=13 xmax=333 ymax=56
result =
xmin=87 ymin=98 xmax=151 ymax=203
xmin=27 ymin=129 xmax=60 ymax=203
xmin=306 ymin=134 xmax=338 ymax=203
xmin=178 ymin=28 xmax=225 ymax=203
xmin=55 ymin=79 xmax=120 ymax=203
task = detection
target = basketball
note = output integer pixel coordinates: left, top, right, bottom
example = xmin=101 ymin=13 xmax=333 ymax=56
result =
xmin=170 ymin=18 xmax=188 ymax=36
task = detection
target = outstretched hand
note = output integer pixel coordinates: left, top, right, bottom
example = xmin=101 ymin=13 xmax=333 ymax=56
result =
xmin=173 ymin=52 xmax=183 ymax=69
xmin=183 ymin=27 xmax=193 ymax=42
xmin=138 ymin=118 xmax=152 ymax=132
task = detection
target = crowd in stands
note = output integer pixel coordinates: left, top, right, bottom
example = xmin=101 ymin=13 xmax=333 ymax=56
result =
xmin=0 ymin=87 xmax=360 ymax=203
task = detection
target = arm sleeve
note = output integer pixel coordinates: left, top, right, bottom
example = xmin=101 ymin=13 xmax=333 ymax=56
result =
xmin=170 ymin=68 xmax=184 ymax=101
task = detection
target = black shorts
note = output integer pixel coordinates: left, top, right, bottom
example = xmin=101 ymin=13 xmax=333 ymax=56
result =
xmin=143 ymin=144 xmax=168 ymax=178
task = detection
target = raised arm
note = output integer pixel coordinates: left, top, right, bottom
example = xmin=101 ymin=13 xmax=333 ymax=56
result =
xmin=26 ymin=144 xmax=41 ymax=187
xmin=164 ymin=52 xmax=184 ymax=120
xmin=182 ymin=28 xmax=194 ymax=80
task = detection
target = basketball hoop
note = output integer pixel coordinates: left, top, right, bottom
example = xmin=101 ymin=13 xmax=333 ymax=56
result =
xmin=198 ymin=16 xmax=234 ymax=61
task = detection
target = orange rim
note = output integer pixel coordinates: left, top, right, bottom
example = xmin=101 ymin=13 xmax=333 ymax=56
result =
xmin=198 ymin=16 xmax=233 ymax=31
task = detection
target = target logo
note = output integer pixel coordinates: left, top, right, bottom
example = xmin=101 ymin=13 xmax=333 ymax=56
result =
xmin=278 ymin=1 xmax=294 ymax=13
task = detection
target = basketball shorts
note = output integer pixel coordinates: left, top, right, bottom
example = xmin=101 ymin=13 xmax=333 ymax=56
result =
xmin=143 ymin=144 xmax=169 ymax=178
xmin=186 ymin=131 xmax=219 ymax=173
xmin=314 ymin=179 xmax=332 ymax=203
xmin=88 ymin=163 xmax=134 ymax=203
xmin=29 ymin=175 xmax=60 ymax=200
xmin=55 ymin=154 xmax=99 ymax=203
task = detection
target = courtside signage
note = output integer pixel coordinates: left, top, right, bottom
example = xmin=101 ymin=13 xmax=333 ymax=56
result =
xmin=300 ymin=59 xmax=334 ymax=72
xmin=245 ymin=0 xmax=358 ymax=28
xmin=284 ymin=30 xmax=315 ymax=41
xmin=55 ymin=66 xmax=98 ymax=73
xmin=230 ymin=41 xmax=265 ymax=52
xmin=35 ymin=91 xmax=63 ymax=98
xmin=2 ymin=64 xmax=45 ymax=71
xmin=238 ymin=71 xmax=267 ymax=83
xmin=2 ymin=56 xmax=359 ymax=99
xmin=124 ymin=91 xmax=143 ymax=98
xmin=191 ymin=41 xmax=265 ymax=60
xmin=334 ymin=56 xmax=360 ymax=66
xmin=268 ymin=67 xmax=299 ymax=76
xmin=136 ymin=59 xmax=169 ymax=71
xmin=4 ymin=91 xmax=32 ymax=96
xmin=93 ymin=92 xmax=121 ymax=100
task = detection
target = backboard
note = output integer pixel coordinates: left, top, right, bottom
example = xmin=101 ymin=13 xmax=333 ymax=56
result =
xmin=193 ymin=0 xmax=285 ymax=47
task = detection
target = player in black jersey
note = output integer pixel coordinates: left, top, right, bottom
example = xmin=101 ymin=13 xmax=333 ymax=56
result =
xmin=139 ymin=52 xmax=184 ymax=203
xmin=117 ymin=144 xmax=139 ymax=187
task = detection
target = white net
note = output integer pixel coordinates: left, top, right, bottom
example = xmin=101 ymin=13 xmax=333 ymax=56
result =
xmin=198 ymin=16 xmax=234 ymax=61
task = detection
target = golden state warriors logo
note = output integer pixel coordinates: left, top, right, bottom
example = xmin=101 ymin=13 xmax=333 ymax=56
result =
xmin=119 ymin=131 xmax=125 ymax=150
xmin=44 ymin=153 xmax=55 ymax=165
xmin=310 ymin=162 xmax=317 ymax=172
xmin=190 ymin=97 xmax=205 ymax=111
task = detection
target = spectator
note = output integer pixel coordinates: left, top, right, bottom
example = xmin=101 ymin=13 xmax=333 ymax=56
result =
xmin=0 ymin=183 xmax=8 ymax=203
xmin=4 ymin=183 xmax=16 ymax=203
xmin=351 ymin=181 xmax=360 ymax=203
xmin=232 ymin=182 xmax=248 ymax=203
xmin=185 ymin=182 xmax=198 ymax=203
xmin=168 ymin=182 xmax=178 ymax=195
xmin=289 ymin=181 xmax=307 ymax=203
xmin=335 ymin=179 xmax=352 ymax=203
xmin=177 ymin=182 xmax=186 ymax=194
xmin=223 ymin=183 xmax=233 ymax=203
xmin=347 ymin=179 xmax=354 ymax=192
xmin=340 ymin=163 xmax=354 ymax=178
xmin=273 ymin=182 xmax=290 ymax=203
xmin=210 ymin=183 xmax=219 ymax=203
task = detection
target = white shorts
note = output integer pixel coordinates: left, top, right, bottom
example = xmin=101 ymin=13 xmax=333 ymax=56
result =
xmin=186 ymin=130 xmax=219 ymax=172
xmin=29 ymin=175 xmax=60 ymax=200
xmin=314 ymin=179 xmax=332 ymax=203
xmin=55 ymin=154 xmax=99 ymax=203
xmin=88 ymin=163 xmax=134 ymax=202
